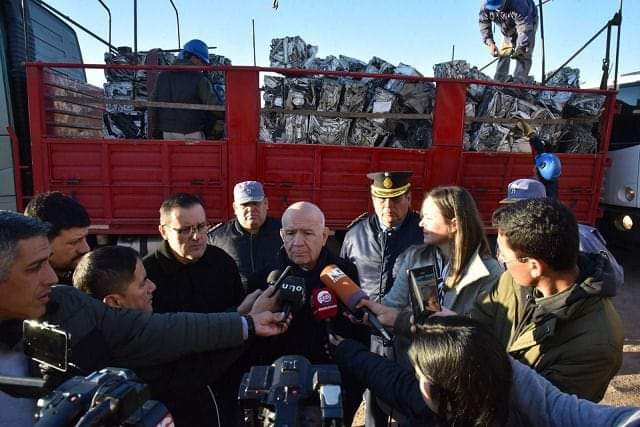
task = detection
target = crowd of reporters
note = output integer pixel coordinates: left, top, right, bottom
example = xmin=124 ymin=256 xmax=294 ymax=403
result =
xmin=0 ymin=171 xmax=639 ymax=426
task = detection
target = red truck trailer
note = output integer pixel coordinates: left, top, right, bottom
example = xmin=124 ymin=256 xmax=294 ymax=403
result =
xmin=20 ymin=62 xmax=616 ymax=241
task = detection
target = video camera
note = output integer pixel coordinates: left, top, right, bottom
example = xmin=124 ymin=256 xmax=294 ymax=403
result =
xmin=0 ymin=321 xmax=171 ymax=426
xmin=238 ymin=355 xmax=343 ymax=427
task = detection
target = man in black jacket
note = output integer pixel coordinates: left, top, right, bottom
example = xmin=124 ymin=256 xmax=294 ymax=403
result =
xmin=340 ymin=171 xmax=422 ymax=427
xmin=247 ymin=201 xmax=368 ymax=426
xmin=150 ymin=39 xmax=219 ymax=140
xmin=144 ymin=192 xmax=248 ymax=425
xmin=74 ymin=245 xmax=277 ymax=426
xmin=209 ymin=180 xmax=282 ymax=290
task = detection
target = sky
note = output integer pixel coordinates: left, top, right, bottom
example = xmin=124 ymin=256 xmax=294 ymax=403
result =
xmin=47 ymin=0 xmax=640 ymax=88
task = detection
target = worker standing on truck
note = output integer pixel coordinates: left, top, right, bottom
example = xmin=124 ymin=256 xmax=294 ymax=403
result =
xmin=479 ymin=0 xmax=538 ymax=82
xmin=150 ymin=39 xmax=219 ymax=140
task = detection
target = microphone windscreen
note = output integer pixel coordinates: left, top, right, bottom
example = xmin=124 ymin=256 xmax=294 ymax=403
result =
xmin=310 ymin=288 xmax=338 ymax=321
xmin=320 ymin=264 xmax=368 ymax=312
xmin=278 ymin=276 xmax=306 ymax=312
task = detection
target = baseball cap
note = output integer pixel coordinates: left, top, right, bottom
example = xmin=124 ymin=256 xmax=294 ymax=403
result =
xmin=234 ymin=181 xmax=265 ymax=204
xmin=500 ymin=179 xmax=546 ymax=204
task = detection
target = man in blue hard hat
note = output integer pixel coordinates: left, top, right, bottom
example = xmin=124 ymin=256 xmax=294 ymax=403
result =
xmin=479 ymin=0 xmax=538 ymax=82
xmin=150 ymin=39 xmax=221 ymax=140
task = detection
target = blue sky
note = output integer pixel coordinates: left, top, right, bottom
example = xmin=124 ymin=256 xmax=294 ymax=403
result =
xmin=48 ymin=0 xmax=639 ymax=87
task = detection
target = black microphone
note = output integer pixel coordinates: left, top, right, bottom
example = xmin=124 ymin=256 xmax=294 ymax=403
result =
xmin=277 ymin=276 xmax=306 ymax=319
xmin=267 ymin=266 xmax=293 ymax=290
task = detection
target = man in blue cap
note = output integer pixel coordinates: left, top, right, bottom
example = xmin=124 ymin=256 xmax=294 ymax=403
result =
xmin=150 ymin=39 xmax=220 ymax=140
xmin=208 ymin=181 xmax=282 ymax=290
xmin=479 ymin=0 xmax=538 ymax=82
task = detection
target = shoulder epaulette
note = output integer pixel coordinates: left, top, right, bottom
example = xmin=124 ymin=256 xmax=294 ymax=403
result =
xmin=346 ymin=212 xmax=369 ymax=230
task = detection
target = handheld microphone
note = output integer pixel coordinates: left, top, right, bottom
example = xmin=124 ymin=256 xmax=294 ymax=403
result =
xmin=267 ymin=265 xmax=293 ymax=290
xmin=277 ymin=276 xmax=306 ymax=319
xmin=311 ymin=288 xmax=338 ymax=336
xmin=320 ymin=264 xmax=394 ymax=344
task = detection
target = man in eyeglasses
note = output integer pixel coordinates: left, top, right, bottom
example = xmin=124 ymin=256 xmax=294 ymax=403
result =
xmin=143 ymin=192 xmax=250 ymax=425
xmin=471 ymin=197 xmax=623 ymax=402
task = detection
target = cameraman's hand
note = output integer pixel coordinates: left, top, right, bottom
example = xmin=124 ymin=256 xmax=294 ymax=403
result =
xmin=356 ymin=300 xmax=400 ymax=329
xmin=249 ymin=286 xmax=280 ymax=315
xmin=250 ymin=311 xmax=291 ymax=337
xmin=237 ymin=289 xmax=262 ymax=315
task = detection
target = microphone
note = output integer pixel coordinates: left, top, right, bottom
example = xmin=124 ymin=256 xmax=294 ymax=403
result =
xmin=267 ymin=265 xmax=293 ymax=290
xmin=320 ymin=264 xmax=394 ymax=344
xmin=311 ymin=288 xmax=338 ymax=335
xmin=277 ymin=276 xmax=306 ymax=319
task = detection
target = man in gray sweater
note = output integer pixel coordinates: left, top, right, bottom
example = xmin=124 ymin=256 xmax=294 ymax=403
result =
xmin=0 ymin=211 xmax=288 ymax=426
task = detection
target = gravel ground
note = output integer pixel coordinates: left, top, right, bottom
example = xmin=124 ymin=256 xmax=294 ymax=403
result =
xmin=601 ymin=246 xmax=640 ymax=407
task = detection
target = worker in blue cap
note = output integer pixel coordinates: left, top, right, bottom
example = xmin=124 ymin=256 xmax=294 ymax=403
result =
xmin=479 ymin=0 xmax=538 ymax=82
xmin=150 ymin=39 xmax=221 ymax=140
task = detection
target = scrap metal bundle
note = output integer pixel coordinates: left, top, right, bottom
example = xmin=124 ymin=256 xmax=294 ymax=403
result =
xmin=261 ymin=37 xmax=434 ymax=148
xmin=308 ymin=116 xmax=351 ymax=145
xmin=269 ymin=36 xmax=318 ymax=68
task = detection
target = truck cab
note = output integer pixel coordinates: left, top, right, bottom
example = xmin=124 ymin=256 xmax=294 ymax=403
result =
xmin=599 ymin=73 xmax=640 ymax=247
xmin=0 ymin=0 xmax=83 ymax=211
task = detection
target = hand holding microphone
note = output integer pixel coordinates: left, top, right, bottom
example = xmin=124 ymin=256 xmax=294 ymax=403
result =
xmin=320 ymin=264 xmax=394 ymax=344
xmin=276 ymin=275 xmax=306 ymax=320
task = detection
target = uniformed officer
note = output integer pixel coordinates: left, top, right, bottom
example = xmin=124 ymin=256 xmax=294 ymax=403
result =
xmin=340 ymin=171 xmax=423 ymax=427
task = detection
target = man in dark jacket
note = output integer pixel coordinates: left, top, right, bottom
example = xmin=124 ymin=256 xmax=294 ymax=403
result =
xmin=0 ymin=211 xmax=288 ymax=426
xmin=340 ymin=171 xmax=422 ymax=426
xmin=479 ymin=0 xmax=538 ymax=82
xmin=143 ymin=193 xmax=248 ymax=425
xmin=150 ymin=39 xmax=219 ymax=140
xmin=74 ymin=245 xmax=277 ymax=426
xmin=209 ymin=180 xmax=282 ymax=290
xmin=247 ymin=201 xmax=368 ymax=426
xmin=24 ymin=192 xmax=91 ymax=285
xmin=471 ymin=198 xmax=623 ymax=401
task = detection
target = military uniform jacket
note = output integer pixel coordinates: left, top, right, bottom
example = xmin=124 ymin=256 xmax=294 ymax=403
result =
xmin=208 ymin=217 xmax=282 ymax=290
xmin=470 ymin=253 xmax=624 ymax=402
xmin=340 ymin=212 xmax=423 ymax=302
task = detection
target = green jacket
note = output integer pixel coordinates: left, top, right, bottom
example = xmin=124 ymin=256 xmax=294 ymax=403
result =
xmin=471 ymin=253 xmax=623 ymax=402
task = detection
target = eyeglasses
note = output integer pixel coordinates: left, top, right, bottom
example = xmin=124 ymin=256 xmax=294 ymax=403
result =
xmin=162 ymin=222 xmax=209 ymax=238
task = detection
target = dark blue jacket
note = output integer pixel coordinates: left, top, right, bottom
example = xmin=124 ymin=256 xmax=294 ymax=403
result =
xmin=340 ymin=212 xmax=423 ymax=302
xmin=479 ymin=0 xmax=538 ymax=49
xmin=208 ymin=217 xmax=282 ymax=290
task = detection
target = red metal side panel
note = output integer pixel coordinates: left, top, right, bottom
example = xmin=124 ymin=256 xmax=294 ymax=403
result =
xmin=459 ymin=152 xmax=600 ymax=225
xmin=26 ymin=65 xmax=46 ymax=193
xmin=432 ymin=81 xmax=466 ymax=147
xmin=257 ymin=144 xmax=431 ymax=228
xmin=226 ymin=69 xmax=260 ymax=208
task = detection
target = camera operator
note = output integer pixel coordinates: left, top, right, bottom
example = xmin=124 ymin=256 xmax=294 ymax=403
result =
xmin=0 ymin=211 xmax=289 ymax=426
xmin=247 ymin=201 xmax=369 ymax=426
xmin=73 ymin=245 xmax=278 ymax=426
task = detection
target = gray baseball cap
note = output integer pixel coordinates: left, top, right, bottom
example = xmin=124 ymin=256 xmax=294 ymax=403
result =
xmin=500 ymin=179 xmax=546 ymax=204
xmin=234 ymin=181 xmax=265 ymax=204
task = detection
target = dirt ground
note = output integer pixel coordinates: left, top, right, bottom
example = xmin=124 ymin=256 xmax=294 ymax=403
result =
xmin=351 ymin=244 xmax=640 ymax=426
xmin=601 ymin=245 xmax=640 ymax=407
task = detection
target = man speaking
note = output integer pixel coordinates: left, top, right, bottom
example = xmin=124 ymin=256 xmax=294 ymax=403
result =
xmin=247 ymin=201 xmax=368 ymax=425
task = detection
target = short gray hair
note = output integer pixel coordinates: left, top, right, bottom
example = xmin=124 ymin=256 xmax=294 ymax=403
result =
xmin=0 ymin=211 xmax=51 ymax=281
